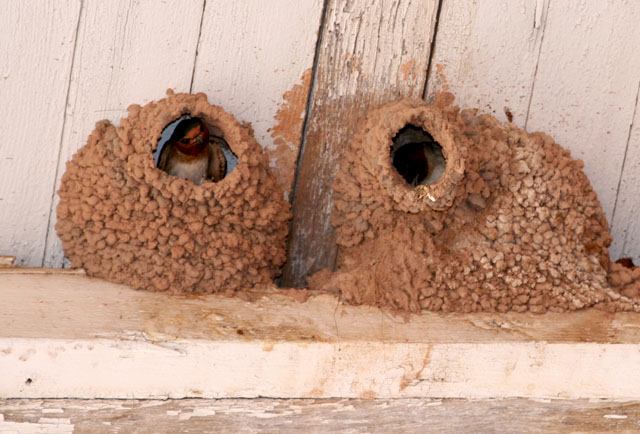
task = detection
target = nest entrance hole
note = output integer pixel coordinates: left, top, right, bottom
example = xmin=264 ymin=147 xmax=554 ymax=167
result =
xmin=391 ymin=124 xmax=445 ymax=187
xmin=154 ymin=115 xmax=238 ymax=179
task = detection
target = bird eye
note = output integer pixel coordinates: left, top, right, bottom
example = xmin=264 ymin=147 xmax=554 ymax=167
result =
xmin=181 ymin=138 xmax=189 ymax=144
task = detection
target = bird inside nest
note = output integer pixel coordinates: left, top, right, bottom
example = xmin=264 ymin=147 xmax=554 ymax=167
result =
xmin=157 ymin=117 xmax=227 ymax=185
xmin=391 ymin=125 xmax=446 ymax=187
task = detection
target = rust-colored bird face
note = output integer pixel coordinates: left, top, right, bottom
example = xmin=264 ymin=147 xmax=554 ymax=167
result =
xmin=157 ymin=116 xmax=227 ymax=185
xmin=171 ymin=118 xmax=209 ymax=156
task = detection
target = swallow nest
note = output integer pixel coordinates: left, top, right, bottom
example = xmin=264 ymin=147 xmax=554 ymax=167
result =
xmin=309 ymin=94 xmax=640 ymax=313
xmin=56 ymin=91 xmax=291 ymax=294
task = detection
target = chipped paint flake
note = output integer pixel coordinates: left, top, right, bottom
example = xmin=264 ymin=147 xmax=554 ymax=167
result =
xmin=38 ymin=418 xmax=72 ymax=424
xmin=179 ymin=407 xmax=217 ymax=420
xmin=0 ymin=418 xmax=74 ymax=433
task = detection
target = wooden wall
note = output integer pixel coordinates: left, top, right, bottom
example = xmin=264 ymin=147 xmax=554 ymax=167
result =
xmin=1 ymin=0 xmax=638 ymax=283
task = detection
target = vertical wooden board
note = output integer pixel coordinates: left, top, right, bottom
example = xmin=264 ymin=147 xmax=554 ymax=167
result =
xmin=191 ymin=0 xmax=324 ymax=198
xmin=425 ymin=0 xmax=548 ymax=127
xmin=0 ymin=0 xmax=81 ymax=267
xmin=42 ymin=0 xmax=204 ymax=268
xmin=610 ymin=86 xmax=640 ymax=264
xmin=282 ymin=0 xmax=439 ymax=286
xmin=525 ymin=1 xmax=640 ymax=223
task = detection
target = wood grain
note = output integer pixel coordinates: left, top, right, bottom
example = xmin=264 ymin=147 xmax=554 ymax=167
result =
xmin=41 ymin=0 xmax=204 ymax=268
xmin=0 ymin=1 xmax=81 ymax=267
xmin=525 ymin=0 xmax=640 ymax=224
xmin=2 ymin=398 xmax=640 ymax=433
xmin=282 ymin=0 xmax=440 ymax=286
xmin=4 ymin=270 xmax=640 ymax=400
xmin=610 ymin=83 xmax=640 ymax=265
xmin=4 ymin=271 xmax=640 ymax=344
xmin=425 ymin=0 xmax=549 ymax=127
xmin=191 ymin=0 xmax=324 ymax=198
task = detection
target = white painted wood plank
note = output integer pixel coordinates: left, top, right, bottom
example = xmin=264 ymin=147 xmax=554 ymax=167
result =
xmin=525 ymin=1 xmax=640 ymax=223
xmin=0 ymin=1 xmax=81 ymax=267
xmin=610 ymin=84 xmax=640 ymax=265
xmin=42 ymin=0 xmax=205 ymax=268
xmin=425 ymin=0 xmax=548 ymax=127
xmin=3 ymin=271 xmax=640 ymax=400
xmin=4 ymin=338 xmax=640 ymax=400
xmin=191 ymin=0 xmax=324 ymax=198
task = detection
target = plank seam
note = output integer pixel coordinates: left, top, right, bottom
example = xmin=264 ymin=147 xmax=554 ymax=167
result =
xmin=280 ymin=0 xmax=331 ymax=287
xmin=189 ymin=0 xmax=207 ymax=93
xmin=285 ymin=0 xmax=330 ymax=209
xmin=422 ymin=0 xmax=444 ymax=100
xmin=524 ymin=0 xmax=551 ymax=130
xmin=41 ymin=0 xmax=85 ymax=268
xmin=609 ymin=77 xmax=640 ymax=247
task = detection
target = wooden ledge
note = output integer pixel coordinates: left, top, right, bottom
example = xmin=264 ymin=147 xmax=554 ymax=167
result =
xmin=1 ymin=269 xmax=640 ymax=399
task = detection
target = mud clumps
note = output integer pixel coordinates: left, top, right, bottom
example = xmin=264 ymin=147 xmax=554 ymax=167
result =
xmin=310 ymin=95 xmax=640 ymax=313
xmin=608 ymin=262 xmax=640 ymax=301
xmin=56 ymin=91 xmax=291 ymax=294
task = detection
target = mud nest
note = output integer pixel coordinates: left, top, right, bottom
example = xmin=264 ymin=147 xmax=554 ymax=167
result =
xmin=310 ymin=95 xmax=640 ymax=313
xmin=56 ymin=91 xmax=291 ymax=294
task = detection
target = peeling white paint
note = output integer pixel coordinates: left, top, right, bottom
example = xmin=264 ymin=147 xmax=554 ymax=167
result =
xmin=0 ymin=419 xmax=74 ymax=434
xmin=178 ymin=407 xmax=217 ymax=420
xmin=37 ymin=418 xmax=71 ymax=424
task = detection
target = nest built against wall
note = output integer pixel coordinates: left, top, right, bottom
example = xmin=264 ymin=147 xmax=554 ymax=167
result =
xmin=310 ymin=95 xmax=640 ymax=313
xmin=56 ymin=91 xmax=291 ymax=294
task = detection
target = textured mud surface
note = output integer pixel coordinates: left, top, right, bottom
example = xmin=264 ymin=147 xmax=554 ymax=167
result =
xmin=56 ymin=91 xmax=290 ymax=294
xmin=310 ymin=95 xmax=640 ymax=313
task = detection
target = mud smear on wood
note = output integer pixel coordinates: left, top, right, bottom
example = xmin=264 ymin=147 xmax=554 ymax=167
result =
xmin=400 ymin=60 xmax=416 ymax=82
xmin=267 ymin=69 xmax=312 ymax=197
xmin=435 ymin=63 xmax=450 ymax=91
xmin=137 ymin=286 xmax=328 ymax=342
xmin=309 ymin=94 xmax=640 ymax=314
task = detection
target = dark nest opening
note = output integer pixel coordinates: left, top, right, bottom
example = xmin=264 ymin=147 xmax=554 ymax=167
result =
xmin=391 ymin=124 xmax=446 ymax=187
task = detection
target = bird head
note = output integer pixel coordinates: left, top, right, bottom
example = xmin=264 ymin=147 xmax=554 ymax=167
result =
xmin=170 ymin=117 xmax=209 ymax=155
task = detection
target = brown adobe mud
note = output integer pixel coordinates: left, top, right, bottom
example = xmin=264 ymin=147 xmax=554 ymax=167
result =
xmin=56 ymin=90 xmax=291 ymax=294
xmin=309 ymin=94 xmax=640 ymax=313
